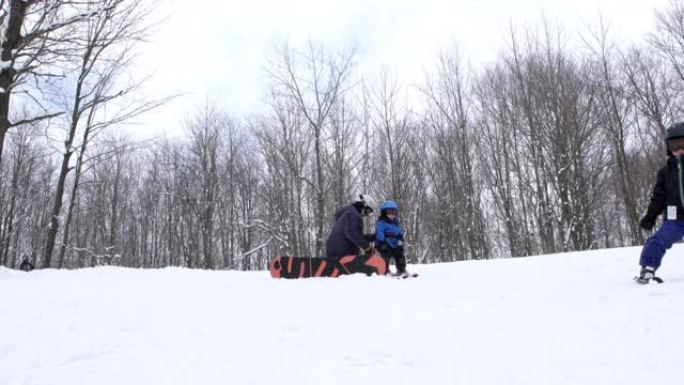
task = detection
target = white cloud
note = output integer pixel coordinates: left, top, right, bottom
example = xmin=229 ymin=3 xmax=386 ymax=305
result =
xmin=132 ymin=0 xmax=671 ymax=139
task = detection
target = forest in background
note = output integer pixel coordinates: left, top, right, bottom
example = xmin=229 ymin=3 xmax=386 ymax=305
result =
xmin=1 ymin=0 xmax=683 ymax=269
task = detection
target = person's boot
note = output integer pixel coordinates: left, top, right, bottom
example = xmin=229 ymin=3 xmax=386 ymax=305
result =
xmin=391 ymin=269 xmax=418 ymax=278
xmin=636 ymin=266 xmax=655 ymax=284
xmin=381 ymin=256 xmax=392 ymax=275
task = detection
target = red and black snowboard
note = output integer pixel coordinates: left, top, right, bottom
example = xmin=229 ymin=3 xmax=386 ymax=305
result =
xmin=269 ymin=253 xmax=387 ymax=279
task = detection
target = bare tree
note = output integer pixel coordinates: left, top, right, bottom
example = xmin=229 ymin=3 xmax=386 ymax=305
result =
xmin=622 ymin=46 xmax=679 ymax=211
xmin=0 ymin=121 xmax=42 ymax=266
xmin=252 ymin=93 xmax=312 ymax=258
xmin=583 ymin=18 xmax=645 ymax=245
xmin=422 ymin=48 xmax=489 ymax=260
xmin=43 ymin=0 xmax=162 ymax=268
xmin=266 ymin=39 xmax=357 ymax=257
xmin=474 ymin=63 xmax=534 ymax=257
xmin=624 ymin=48 xmax=673 ymax=151
xmin=650 ymin=0 xmax=684 ymax=83
xmin=184 ymin=105 xmax=224 ymax=269
xmin=0 ymin=0 xmax=114 ymax=167
xmin=369 ymin=66 xmax=411 ymax=203
xmin=326 ymin=94 xmax=360 ymax=207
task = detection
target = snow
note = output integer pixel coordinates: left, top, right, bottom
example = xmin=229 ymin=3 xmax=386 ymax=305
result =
xmin=2 ymin=245 xmax=684 ymax=385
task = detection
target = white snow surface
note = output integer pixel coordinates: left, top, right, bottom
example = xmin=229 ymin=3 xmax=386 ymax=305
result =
xmin=2 ymin=245 xmax=684 ymax=385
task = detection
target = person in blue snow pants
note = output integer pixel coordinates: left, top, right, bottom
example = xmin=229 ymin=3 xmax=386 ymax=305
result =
xmin=640 ymin=221 xmax=684 ymax=270
xmin=638 ymin=122 xmax=684 ymax=281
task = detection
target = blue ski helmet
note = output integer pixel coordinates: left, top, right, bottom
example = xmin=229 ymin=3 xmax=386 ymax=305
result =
xmin=380 ymin=200 xmax=399 ymax=212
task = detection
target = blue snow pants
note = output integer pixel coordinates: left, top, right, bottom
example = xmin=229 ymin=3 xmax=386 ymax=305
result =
xmin=639 ymin=220 xmax=684 ymax=270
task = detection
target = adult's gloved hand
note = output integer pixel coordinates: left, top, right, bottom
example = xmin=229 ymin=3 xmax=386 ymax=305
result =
xmin=639 ymin=215 xmax=656 ymax=231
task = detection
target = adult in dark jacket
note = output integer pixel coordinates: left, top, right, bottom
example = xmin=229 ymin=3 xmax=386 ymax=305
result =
xmin=638 ymin=122 xmax=684 ymax=283
xmin=325 ymin=194 xmax=376 ymax=258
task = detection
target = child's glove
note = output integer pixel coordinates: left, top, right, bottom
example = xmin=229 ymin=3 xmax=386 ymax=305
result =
xmin=639 ymin=215 xmax=655 ymax=230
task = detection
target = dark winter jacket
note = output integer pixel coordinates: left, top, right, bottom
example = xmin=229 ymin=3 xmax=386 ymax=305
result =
xmin=325 ymin=203 xmax=372 ymax=258
xmin=375 ymin=215 xmax=403 ymax=249
xmin=644 ymin=156 xmax=684 ymax=222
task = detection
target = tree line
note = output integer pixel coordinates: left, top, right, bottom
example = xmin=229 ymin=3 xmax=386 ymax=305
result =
xmin=1 ymin=0 xmax=683 ymax=270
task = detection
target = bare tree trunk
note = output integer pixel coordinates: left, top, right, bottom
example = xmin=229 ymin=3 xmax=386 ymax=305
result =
xmin=0 ymin=129 xmax=6 ymax=169
xmin=57 ymin=169 xmax=79 ymax=268
xmin=44 ymin=134 xmax=76 ymax=268
xmin=57 ymin=109 xmax=97 ymax=268
xmin=108 ymin=152 xmax=123 ymax=259
xmin=0 ymin=0 xmax=28 ymax=167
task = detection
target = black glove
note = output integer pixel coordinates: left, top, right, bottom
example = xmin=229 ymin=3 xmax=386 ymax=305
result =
xmin=639 ymin=215 xmax=656 ymax=231
xmin=378 ymin=243 xmax=389 ymax=253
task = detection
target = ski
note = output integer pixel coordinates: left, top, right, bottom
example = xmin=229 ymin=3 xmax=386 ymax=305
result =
xmin=634 ymin=276 xmax=664 ymax=284
xmin=388 ymin=272 xmax=419 ymax=279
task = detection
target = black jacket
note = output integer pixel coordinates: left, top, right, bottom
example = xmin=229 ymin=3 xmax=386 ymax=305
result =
xmin=325 ymin=203 xmax=371 ymax=258
xmin=644 ymin=156 xmax=684 ymax=221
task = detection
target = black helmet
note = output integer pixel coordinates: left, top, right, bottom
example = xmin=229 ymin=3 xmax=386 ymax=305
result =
xmin=666 ymin=122 xmax=684 ymax=141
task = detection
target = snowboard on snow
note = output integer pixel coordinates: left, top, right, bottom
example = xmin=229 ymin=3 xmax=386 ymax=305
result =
xmin=269 ymin=253 xmax=387 ymax=279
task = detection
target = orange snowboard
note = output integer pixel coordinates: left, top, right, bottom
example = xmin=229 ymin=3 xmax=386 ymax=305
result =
xmin=269 ymin=253 xmax=387 ymax=279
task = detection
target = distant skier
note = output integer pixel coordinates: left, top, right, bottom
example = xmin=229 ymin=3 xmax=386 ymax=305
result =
xmin=637 ymin=122 xmax=684 ymax=283
xmin=375 ymin=200 xmax=410 ymax=277
xmin=19 ymin=257 xmax=34 ymax=272
xmin=325 ymin=194 xmax=376 ymax=259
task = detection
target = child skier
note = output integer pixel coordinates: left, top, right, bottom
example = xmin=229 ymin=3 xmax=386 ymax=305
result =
xmin=375 ymin=200 xmax=411 ymax=277
xmin=637 ymin=122 xmax=684 ymax=283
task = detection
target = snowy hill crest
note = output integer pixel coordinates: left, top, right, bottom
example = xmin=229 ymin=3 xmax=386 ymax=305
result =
xmin=1 ymin=246 xmax=684 ymax=385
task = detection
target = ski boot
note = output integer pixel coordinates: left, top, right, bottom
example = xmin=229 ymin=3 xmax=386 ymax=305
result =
xmin=635 ymin=266 xmax=663 ymax=284
xmin=391 ymin=270 xmax=419 ymax=279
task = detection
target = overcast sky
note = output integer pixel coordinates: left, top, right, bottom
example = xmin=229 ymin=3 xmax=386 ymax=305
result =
xmin=132 ymin=0 xmax=671 ymax=139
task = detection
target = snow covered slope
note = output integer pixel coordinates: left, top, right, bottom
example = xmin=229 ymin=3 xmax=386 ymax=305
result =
xmin=2 ymin=246 xmax=684 ymax=385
